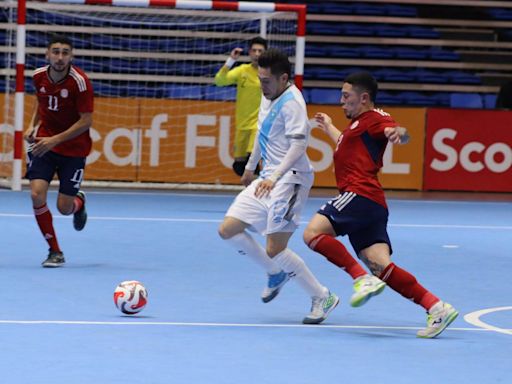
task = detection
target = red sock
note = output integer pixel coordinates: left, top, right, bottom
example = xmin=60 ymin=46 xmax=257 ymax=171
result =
xmin=73 ymin=195 xmax=84 ymax=213
xmin=380 ymin=263 xmax=439 ymax=311
xmin=34 ymin=204 xmax=61 ymax=253
xmin=308 ymin=234 xmax=367 ymax=280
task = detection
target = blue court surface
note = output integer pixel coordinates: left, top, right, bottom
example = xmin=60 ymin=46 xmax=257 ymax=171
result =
xmin=1 ymin=188 xmax=511 ymax=383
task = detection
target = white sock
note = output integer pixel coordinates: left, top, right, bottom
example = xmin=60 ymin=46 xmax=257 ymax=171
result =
xmin=273 ymin=248 xmax=328 ymax=298
xmin=429 ymin=300 xmax=443 ymax=314
xmin=226 ymin=232 xmax=281 ymax=274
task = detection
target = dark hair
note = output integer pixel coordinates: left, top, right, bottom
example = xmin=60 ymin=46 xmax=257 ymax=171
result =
xmin=257 ymin=48 xmax=291 ymax=79
xmin=344 ymin=71 xmax=378 ymax=102
xmin=249 ymin=36 xmax=268 ymax=50
xmin=47 ymin=35 xmax=73 ymax=49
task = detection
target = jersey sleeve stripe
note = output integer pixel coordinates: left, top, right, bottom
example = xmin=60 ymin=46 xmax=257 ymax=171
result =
xmin=33 ymin=66 xmax=49 ymax=76
xmin=70 ymin=68 xmax=87 ymax=92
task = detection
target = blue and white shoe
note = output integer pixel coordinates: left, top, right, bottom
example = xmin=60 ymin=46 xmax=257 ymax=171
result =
xmin=261 ymin=270 xmax=291 ymax=303
xmin=303 ymin=291 xmax=340 ymax=324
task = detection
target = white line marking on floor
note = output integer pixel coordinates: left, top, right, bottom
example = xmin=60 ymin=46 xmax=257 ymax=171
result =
xmin=464 ymin=306 xmax=512 ymax=336
xmin=2 ymin=189 xmax=511 ymax=205
xmin=0 ymin=319 xmax=495 ymax=333
xmin=1 ymin=213 xmax=512 ymax=230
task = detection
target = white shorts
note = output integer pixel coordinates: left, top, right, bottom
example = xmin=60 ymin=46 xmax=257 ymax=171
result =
xmin=225 ymin=176 xmax=313 ymax=236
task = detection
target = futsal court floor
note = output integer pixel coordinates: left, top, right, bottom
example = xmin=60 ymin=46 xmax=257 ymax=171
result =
xmin=1 ymin=188 xmax=511 ymax=383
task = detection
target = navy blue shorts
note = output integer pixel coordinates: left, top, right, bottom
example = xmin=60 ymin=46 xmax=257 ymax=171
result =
xmin=317 ymin=191 xmax=392 ymax=256
xmin=26 ymin=151 xmax=86 ymax=196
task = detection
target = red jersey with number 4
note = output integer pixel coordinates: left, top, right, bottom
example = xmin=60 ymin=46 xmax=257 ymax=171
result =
xmin=33 ymin=65 xmax=94 ymax=157
xmin=333 ymin=109 xmax=398 ymax=208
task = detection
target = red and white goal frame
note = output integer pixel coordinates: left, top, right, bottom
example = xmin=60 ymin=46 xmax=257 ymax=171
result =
xmin=9 ymin=0 xmax=307 ymax=191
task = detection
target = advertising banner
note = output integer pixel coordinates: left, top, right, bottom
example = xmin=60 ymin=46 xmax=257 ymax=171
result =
xmin=1 ymin=94 xmax=426 ymax=189
xmin=424 ymin=108 xmax=512 ymax=192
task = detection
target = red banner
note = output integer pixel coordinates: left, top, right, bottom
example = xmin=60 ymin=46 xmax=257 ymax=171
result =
xmin=424 ymin=108 xmax=512 ymax=192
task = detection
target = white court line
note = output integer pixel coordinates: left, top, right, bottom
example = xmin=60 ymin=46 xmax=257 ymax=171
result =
xmin=464 ymin=307 xmax=512 ymax=336
xmin=1 ymin=213 xmax=512 ymax=230
xmin=0 ymin=319 xmax=491 ymax=332
xmin=2 ymin=189 xmax=511 ymax=205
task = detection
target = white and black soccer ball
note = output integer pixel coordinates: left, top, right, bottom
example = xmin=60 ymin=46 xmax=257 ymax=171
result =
xmin=114 ymin=280 xmax=148 ymax=315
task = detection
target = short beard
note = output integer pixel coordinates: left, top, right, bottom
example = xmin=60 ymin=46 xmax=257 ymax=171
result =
xmin=51 ymin=63 xmax=69 ymax=72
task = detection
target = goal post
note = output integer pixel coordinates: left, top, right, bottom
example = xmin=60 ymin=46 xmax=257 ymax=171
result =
xmin=0 ymin=0 xmax=306 ymax=190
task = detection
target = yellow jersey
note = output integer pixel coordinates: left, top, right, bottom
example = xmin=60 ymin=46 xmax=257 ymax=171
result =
xmin=214 ymin=63 xmax=261 ymax=133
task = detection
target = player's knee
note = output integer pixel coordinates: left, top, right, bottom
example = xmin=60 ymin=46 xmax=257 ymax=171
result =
xmin=303 ymin=226 xmax=323 ymax=248
xmin=266 ymin=244 xmax=285 ymax=258
xmin=217 ymin=224 xmax=229 ymax=239
xmin=302 ymin=227 xmax=316 ymax=246
xmin=218 ymin=222 xmax=237 ymax=240
xmin=57 ymin=202 xmax=73 ymax=216
xmin=30 ymin=190 xmax=46 ymax=207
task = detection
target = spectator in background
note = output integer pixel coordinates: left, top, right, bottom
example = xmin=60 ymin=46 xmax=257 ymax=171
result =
xmin=214 ymin=37 xmax=267 ymax=176
xmin=495 ymin=80 xmax=512 ymax=109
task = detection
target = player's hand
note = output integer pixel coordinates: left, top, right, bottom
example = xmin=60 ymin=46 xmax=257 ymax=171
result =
xmin=230 ymin=48 xmax=243 ymax=60
xmin=314 ymin=112 xmax=333 ymax=133
xmin=241 ymin=169 xmax=256 ymax=187
xmin=31 ymin=136 xmax=59 ymax=157
xmin=384 ymin=126 xmax=409 ymax=144
xmin=254 ymin=179 xmax=275 ymax=199
xmin=24 ymin=128 xmax=36 ymax=144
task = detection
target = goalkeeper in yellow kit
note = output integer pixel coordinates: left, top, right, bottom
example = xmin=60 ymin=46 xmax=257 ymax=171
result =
xmin=214 ymin=36 xmax=267 ymax=176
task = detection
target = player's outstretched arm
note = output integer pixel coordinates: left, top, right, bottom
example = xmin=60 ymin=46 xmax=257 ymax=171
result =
xmin=384 ymin=126 xmax=410 ymax=144
xmin=314 ymin=112 xmax=341 ymax=143
xmin=32 ymin=112 xmax=93 ymax=157
xmin=214 ymin=47 xmax=243 ymax=86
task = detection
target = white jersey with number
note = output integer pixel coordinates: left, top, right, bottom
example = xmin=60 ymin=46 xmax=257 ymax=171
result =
xmin=257 ymin=84 xmax=314 ymax=184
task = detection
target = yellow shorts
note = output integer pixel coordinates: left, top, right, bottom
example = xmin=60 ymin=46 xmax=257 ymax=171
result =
xmin=233 ymin=128 xmax=257 ymax=158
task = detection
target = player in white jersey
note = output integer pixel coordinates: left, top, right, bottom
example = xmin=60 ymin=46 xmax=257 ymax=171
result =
xmin=218 ymin=49 xmax=339 ymax=324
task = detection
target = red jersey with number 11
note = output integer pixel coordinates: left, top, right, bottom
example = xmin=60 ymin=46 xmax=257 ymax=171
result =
xmin=333 ymin=109 xmax=398 ymax=208
xmin=33 ymin=65 xmax=94 ymax=157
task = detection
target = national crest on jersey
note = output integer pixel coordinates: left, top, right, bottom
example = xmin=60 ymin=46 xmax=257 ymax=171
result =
xmin=257 ymin=84 xmax=313 ymax=182
xmin=33 ymin=65 xmax=94 ymax=157
xmin=333 ymin=108 xmax=398 ymax=208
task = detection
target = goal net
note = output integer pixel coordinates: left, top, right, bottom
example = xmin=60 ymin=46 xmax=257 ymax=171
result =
xmin=0 ymin=0 xmax=305 ymax=190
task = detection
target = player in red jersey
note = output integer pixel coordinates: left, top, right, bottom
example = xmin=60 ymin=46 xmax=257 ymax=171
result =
xmin=303 ymin=72 xmax=458 ymax=338
xmin=24 ymin=35 xmax=94 ymax=268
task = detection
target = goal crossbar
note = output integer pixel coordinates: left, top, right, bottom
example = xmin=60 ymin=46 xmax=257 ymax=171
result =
xmin=3 ymin=0 xmax=306 ymax=190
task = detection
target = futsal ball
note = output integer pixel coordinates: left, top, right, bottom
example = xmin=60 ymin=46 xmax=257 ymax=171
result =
xmin=114 ymin=280 xmax=148 ymax=315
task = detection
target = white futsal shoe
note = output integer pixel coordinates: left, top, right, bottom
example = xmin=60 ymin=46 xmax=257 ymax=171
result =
xmin=350 ymin=275 xmax=386 ymax=307
xmin=417 ymin=301 xmax=459 ymax=338
xmin=303 ymin=291 xmax=340 ymax=324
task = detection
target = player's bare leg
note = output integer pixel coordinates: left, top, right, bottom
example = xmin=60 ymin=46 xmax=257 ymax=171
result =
xmin=56 ymin=190 xmax=87 ymax=231
xmin=304 ymin=214 xmax=380 ymax=307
